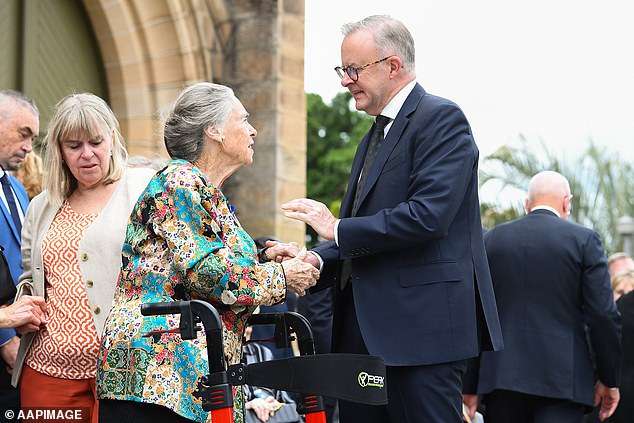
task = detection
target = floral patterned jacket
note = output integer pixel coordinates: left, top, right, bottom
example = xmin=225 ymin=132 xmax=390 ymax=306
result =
xmin=96 ymin=159 xmax=286 ymax=423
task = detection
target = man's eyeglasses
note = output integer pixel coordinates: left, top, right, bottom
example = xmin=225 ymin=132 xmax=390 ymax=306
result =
xmin=334 ymin=56 xmax=392 ymax=82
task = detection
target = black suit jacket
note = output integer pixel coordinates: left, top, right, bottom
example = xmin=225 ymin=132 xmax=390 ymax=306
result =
xmin=609 ymin=290 xmax=634 ymax=422
xmin=313 ymin=84 xmax=503 ymax=366
xmin=477 ymin=209 xmax=622 ymax=407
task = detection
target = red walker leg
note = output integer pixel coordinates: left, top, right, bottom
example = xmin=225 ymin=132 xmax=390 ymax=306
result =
xmin=210 ymin=407 xmax=234 ymax=423
xmin=304 ymin=410 xmax=327 ymax=423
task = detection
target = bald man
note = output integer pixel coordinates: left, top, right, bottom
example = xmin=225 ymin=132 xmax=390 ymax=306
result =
xmin=463 ymin=171 xmax=622 ymax=423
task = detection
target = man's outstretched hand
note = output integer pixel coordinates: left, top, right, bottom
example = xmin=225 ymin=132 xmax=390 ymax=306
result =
xmin=281 ymin=198 xmax=337 ymax=241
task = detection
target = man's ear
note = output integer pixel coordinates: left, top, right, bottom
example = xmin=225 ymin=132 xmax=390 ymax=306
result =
xmin=388 ymin=56 xmax=403 ymax=76
xmin=562 ymin=195 xmax=572 ymax=217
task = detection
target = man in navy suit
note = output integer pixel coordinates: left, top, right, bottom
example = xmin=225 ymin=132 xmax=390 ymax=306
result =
xmin=463 ymin=171 xmax=622 ymax=423
xmin=0 ymin=90 xmax=39 ymax=417
xmin=282 ymin=15 xmax=503 ymax=423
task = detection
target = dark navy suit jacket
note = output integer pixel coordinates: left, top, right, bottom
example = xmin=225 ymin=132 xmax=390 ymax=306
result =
xmin=610 ymin=290 xmax=634 ymax=422
xmin=0 ymin=172 xmax=29 ymax=346
xmin=477 ymin=209 xmax=622 ymax=407
xmin=313 ymin=84 xmax=503 ymax=366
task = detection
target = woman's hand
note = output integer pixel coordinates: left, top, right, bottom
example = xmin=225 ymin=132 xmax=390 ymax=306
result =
xmin=263 ymin=241 xmax=300 ymax=262
xmin=246 ymin=396 xmax=280 ymax=422
xmin=281 ymin=248 xmax=320 ymax=296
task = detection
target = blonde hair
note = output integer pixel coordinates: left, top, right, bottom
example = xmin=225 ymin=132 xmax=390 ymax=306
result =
xmin=43 ymin=93 xmax=128 ymax=204
xmin=612 ymin=271 xmax=634 ymax=301
xmin=12 ymin=152 xmax=43 ymax=199
xmin=612 ymin=271 xmax=634 ymax=290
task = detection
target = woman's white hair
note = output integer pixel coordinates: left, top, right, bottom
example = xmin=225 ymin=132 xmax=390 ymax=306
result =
xmin=162 ymin=82 xmax=236 ymax=162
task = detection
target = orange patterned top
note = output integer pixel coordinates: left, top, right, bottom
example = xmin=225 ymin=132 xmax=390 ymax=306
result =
xmin=25 ymin=202 xmax=100 ymax=379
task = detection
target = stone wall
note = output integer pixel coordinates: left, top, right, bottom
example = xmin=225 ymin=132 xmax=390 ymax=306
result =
xmin=83 ymin=0 xmax=307 ymax=243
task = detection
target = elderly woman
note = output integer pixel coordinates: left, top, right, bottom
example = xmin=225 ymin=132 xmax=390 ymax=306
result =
xmin=96 ymin=82 xmax=318 ymax=423
xmin=11 ymin=93 xmax=155 ymax=421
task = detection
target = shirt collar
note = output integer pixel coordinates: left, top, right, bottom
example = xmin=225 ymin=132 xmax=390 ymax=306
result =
xmin=530 ymin=205 xmax=560 ymax=218
xmin=380 ymin=80 xmax=417 ymax=121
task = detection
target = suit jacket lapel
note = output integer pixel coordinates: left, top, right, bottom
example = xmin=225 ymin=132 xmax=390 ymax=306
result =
xmin=0 ymin=200 xmax=16 ymax=239
xmin=0 ymin=175 xmax=28 ymax=241
xmin=352 ymin=84 xmax=426 ymax=213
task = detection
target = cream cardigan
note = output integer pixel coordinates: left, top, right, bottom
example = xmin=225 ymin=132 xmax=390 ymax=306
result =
xmin=11 ymin=167 xmax=154 ymax=386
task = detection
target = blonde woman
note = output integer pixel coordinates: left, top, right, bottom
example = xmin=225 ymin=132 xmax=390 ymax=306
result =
xmin=11 ymin=93 xmax=154 ymax=422
xmin=612 ymin=271 xmax=634 ymax=301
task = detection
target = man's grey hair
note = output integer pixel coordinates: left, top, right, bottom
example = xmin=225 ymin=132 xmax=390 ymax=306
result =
xmin=0 ymin=89 xmax=39 ymax=120
xmin=342 ymin=15 xmax=416 ymax=73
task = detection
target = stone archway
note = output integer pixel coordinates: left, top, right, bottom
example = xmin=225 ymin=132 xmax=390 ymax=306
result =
xmin=82 ymin=0 xmax=307 ymax=243
xmin=82 ymin=0 xmax=224 ymax=157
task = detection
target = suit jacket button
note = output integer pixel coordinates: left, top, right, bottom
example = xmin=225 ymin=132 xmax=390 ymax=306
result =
xmin=93 ymin=306 xmax=101 ymax=314
xmin=80 ymin=253 xmax=89 ymax=262
xmin=86 ymin=280 xmax=94 ymax=288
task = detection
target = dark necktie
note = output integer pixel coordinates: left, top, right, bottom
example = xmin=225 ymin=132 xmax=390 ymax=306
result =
xmin=341 ymin=115 xmax=390 ymax=289
xmin=352 ymin=115 xmax=390 ymax=213
xmin=1 ymin=174 xmax=22 ymax=234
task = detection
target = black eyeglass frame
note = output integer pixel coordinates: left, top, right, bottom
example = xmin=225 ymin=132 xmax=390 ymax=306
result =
xmin=334 ymin=56 xmax=393 ymax=82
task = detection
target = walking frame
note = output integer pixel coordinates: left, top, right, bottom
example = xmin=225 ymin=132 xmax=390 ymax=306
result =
xmin=141 ymin=300 xmax=388 ymax=423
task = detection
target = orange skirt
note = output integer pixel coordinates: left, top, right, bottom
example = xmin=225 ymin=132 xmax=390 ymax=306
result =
xmin=19 ymin=364 xmax=98 ymax=423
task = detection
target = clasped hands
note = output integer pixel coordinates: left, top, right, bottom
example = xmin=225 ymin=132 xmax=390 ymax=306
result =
xmin=261 ymin=198 xmax=337 ymax=296
xmin=0 ymin=295 xmax=47 ymax=373
xmin=261 ymin=241 xmax=319 ymax=296
xmin=246 ymin=395 xmax=283 ymax=422
xmin=0 ymin=295 xmax=47 ymax=332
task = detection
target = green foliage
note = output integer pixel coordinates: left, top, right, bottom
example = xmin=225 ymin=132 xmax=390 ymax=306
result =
xmin=480 ymin=203 xmax=523 ymax=232
xmin=305 ymin=94 xmax=634 ymax=254
xmin=480 ymin=135 xmax=634 ymax=253
xmin=306 ymin=92 xmax=372 ymax=246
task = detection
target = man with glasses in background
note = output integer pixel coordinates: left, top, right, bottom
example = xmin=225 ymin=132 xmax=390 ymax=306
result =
xmin=282 ymin=15 xmax=502 ymax=423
